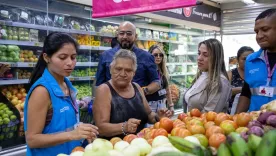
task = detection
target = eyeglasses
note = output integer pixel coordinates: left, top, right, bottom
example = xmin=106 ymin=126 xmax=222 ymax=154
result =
xmin=118 ymin=31 xmax=133 ymax=37
xmin=153 ymin=53 xmax=164 ymax=58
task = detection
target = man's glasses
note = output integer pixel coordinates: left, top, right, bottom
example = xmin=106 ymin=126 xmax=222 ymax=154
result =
xmin=153 ymin=53 xmax=164 ymax=58
xmin=118 ymin=31 xmax=133 ymax=37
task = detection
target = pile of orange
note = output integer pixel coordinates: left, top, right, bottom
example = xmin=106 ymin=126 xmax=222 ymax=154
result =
xmin=120 ymin=108 xmax=253 ymax=149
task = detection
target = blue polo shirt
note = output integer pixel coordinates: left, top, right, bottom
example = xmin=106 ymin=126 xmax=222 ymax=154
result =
xmin=96 ymin=46 xmax=159 ymax=87
xmin=245 ymin=49 xmax=276 ymax=111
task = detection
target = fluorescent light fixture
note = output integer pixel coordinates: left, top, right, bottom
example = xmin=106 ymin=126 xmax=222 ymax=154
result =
xmin=242 ymin=0 xmax=255 ymax=4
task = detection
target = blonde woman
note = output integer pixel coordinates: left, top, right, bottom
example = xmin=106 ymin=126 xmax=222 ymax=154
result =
xmin=183 ymin=39 xmax=231 ymax=113
xmin=147 ymin=45 xmax=174 ymax=118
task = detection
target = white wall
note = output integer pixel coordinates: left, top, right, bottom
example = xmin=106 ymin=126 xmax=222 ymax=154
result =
xmin=222 ymin=34 xmax=259 ymax=70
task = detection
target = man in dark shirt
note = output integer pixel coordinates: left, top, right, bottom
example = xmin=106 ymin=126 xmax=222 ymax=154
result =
xmin=236 ymin=9 xmax=276 ymax=113
xmin=96 ymin=21 xmax=160 ymax=95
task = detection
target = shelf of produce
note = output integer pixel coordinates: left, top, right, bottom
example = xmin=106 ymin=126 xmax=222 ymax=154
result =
xmin=79 ymin=45 xmax=111 ymax=51
xmin=0 ymin=20 xmax=115 ymax=37
xmin=0 ymin=40 xmax=43 ymax=47
xmin=138 ymin=37 xmax=183 ymax=44
xmin=0 ymin=76 xmax=95 ymax=85
xmin=0 ymin=62 xmax=98 ymax=67
xmin=0 ymin=79 xmax=29 ymax=85
xmin=68 ymin=76 xmax=95 ymax=81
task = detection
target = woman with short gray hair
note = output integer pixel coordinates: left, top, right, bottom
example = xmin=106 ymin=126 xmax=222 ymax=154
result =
xmin=93 ymin=49 xmax=171 ymax=140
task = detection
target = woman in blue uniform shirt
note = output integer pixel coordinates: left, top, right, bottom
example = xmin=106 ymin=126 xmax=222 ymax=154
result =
xmin=24 ymin=32 xmax=98 ymax=156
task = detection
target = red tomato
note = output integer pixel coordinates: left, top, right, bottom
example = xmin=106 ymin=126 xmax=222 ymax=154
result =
xmin=123 ymin=134 xmax=138 ymax=143
xmin=159 ymin=117 xmax=173 ymax=133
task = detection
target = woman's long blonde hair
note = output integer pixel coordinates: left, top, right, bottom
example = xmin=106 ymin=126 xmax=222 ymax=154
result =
xmin=148 ymin=45 xmax=169 ymax=82
xmin=193 ymin=39 xmax=228 ymax=91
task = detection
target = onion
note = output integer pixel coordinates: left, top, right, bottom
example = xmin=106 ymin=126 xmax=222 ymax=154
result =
xmin=152 ymin=136 xmax=170 ymax=148
xmin=257 ymin=112 xmax=275 ymax=124
xmin=240 ymin=132 xmax=249 ymax=142
xmin=85 ymin=143 xmax=93 ymax=152
xmin=266 ymin=115 xmax=276 ymax=127
xmin=266 ymin=100 xmax=276 ymax=113
xmin=131 ymin=138 xmax=148 ymax=145
xmin=114 ymin=141 xmax=129 ymax=152
xmin=91 ymin=138 xmax=113 ymax=151
xmin=70 ymin=151 xmax=84 ymax=156
xmin=247 ymin=120 xmax=263 ymax=129
xmin=248 ymin=126 xmax=264 ymax=137
xmin=122 ymin=144 xmax=140 ymax=156
xmin=108 ymin=150 xmax=124 ymax=156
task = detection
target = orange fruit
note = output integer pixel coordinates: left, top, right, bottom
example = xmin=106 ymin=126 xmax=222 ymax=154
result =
xmin=191 ymin=108 xmax=201 ymax=117
xmin=206 ymin=111 xmax=217 ymax=121
xmin=206 ymin=125 xmax=224 ymax=138
xmin=215 ymin=113 xmax=230 ymax=126
xmin=209 ymin=133 xmax=226 ymax=149
xmin=204 ymin=121 xmax=216 ymax=129
xmin=188 ymin=125 xmax=205 ymax=135
xmin=236 ymin=113 xmax=252 ymax=127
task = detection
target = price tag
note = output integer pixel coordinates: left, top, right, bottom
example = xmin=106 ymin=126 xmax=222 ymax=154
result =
xmin=34 ymin=42 xmax=42 ymax=47
xmin=90 ymin=76 xmax=94 ymax=80
xmin=69 ymin=77 xmax=74 ymax=81
xmin=96 ymin=32 xmax=101 ymax=36
xmin=28 ymin=63 xmax=34 ymax=67
xmin=10 ymin=63 xmax=17 ymax=67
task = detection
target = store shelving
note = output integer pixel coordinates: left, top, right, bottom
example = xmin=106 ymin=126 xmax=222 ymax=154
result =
xmin=0 ymin=62 xmax=98 ymax=67
xmin=0 ymin=40 xmax=43 ymax=47
xmin=0 ymin=76 xmax=95 ymax=85
xmin=79 ymin=45 xmax=111 ymax=51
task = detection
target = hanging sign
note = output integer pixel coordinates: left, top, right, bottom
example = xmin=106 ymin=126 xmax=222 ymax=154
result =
xmin=92 ymin=0 xmax=197 ymax=18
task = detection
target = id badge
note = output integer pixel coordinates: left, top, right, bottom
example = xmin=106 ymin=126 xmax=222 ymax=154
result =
xmin=259 ymin=86 xmax=274 ymax=97
xmin=158 ymin=89 xmax=167 ymax=96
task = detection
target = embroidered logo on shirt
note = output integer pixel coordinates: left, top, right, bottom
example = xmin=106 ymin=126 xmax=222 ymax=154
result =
xmin=60 ymin=106 xmax=69 ymax=113
xmin=249 ymin=68 xmax=259 ymax=74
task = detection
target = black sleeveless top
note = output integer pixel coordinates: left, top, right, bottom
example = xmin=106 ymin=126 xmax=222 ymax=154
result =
xmin=104 ymin=82 xmax=148 ymax=140
xmin=228 ymin=68 xmax=244 ymax=113
xmin=231 ymin=68 xmax=244 ymax=87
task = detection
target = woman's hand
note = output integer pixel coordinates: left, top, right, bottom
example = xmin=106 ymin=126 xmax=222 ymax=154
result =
xmin=125 ymin=118 xmax=141 ymax=134
xmin=69 ymin=123 xmax=99 ymax=141
xmin=157 ymin=108 xmax=173 ymax=119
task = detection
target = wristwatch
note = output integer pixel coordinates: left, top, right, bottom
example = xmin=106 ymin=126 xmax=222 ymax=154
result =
xmin=143 ymin=87 xmax=149 ymax=95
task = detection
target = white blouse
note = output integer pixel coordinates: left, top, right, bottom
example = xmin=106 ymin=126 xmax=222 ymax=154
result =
xmin=185 ymin=72 xmax=208 ymax=104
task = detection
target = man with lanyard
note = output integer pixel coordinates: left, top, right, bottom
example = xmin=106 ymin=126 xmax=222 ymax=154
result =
xmin=236 ymin=9 xmax=276 ymax=113
xmin=96 ymin=21 xmax=161 ymax=98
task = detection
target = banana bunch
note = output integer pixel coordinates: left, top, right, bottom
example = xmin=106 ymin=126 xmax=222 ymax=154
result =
xmin=217 ymin=130 xmax=276 ymax=156
xmin=168 ymin=136 xmax=212 ymax=156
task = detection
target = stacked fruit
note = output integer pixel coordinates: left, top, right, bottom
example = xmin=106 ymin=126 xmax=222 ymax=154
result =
xmin=0 ymin=45 xmax=20 ymax=62
xmin=76 ymin=55 xmax=89 ymax=62
xmin=100 ymin=25 xmax=118 ymax=34
xmin=76 ymin=35 xmax=100 ymax=46
xmin=1 ymin=85 xmax=26 ymax=137
xmin=74 ymin=84 xmax=92 ymax=99
xmin=17 ymin=69 xmax=32 ymax=79
xmin=0 ymin=102 xmax=19 ymax=141
xmin=19 ymin=50 xmax=38 ymax=62
xmin=169 ymin=84 xmax=180 ymax=103
xmin=71 ymin=68 xmax=96 ymax=77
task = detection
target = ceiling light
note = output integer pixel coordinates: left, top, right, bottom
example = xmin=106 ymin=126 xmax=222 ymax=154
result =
xmin=242 ymin=0 xmax=256 ymax=4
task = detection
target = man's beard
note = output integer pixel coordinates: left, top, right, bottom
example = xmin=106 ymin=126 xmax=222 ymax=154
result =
xmin=119 ymin=41 xmax=134 ymax=49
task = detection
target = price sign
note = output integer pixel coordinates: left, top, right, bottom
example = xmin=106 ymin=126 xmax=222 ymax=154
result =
xmin=34 ymin=42 xmax=42 ymax=47
xmin=28 ymin=63 xmax=35 ymax=67
xmin=10 ymin=63 xmax=17 ymax=67
xmin=69 ymin=77 xmax=75 ymax=81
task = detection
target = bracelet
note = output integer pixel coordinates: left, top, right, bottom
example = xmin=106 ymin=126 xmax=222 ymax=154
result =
xmin=122 ymin=121 xmax=128 ymax=136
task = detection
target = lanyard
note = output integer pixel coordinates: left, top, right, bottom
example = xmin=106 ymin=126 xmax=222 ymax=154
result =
xmin=264 ymin=51 xmax=276 ymax=86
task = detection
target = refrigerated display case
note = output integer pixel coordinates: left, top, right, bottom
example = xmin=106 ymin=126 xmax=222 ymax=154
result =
xmin=0 ymin=0 xmax=219 ymax=154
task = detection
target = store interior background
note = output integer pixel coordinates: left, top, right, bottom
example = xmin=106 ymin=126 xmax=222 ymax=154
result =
xmin=0 ymin=0 xmax=275 ymax=154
